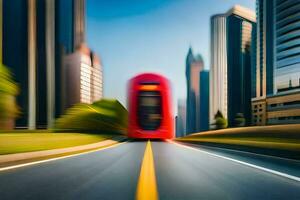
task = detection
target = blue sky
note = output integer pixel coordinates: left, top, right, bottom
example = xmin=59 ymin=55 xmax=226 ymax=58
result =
xmin=86 ymin=0 xmax=255 ymax=110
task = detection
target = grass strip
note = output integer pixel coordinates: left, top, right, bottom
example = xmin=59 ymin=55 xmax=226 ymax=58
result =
xmin=176 ymin=125 xmax=300 ymax=158
xmin=0 ymin=133 xmax=114 ymax=155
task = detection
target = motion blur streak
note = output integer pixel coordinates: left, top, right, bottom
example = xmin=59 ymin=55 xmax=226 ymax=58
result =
xmin=136 ymin=140 xmax=158 ymax=200
xmin=168 ymin=140 xmax=300 ymax=182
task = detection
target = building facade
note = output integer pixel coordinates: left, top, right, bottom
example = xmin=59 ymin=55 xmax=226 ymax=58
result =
xmin=210 ymin=14 xmax=228 ymax=127
xmin=186 ymin=47 xmax=204 ymax=134
xmin=274 ymin=0 xmax=300 ymax=94
xmin=267 ymin=92 xmax=300 ymax=124
xmin=63 ymin=45 xmax=103 ymax=111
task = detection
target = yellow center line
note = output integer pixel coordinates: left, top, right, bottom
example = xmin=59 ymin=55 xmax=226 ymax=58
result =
xmin=136 ymin=140 xmax=159 ymax=200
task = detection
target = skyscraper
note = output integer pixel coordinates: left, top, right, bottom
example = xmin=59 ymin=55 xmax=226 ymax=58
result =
xmin=226 ymin=6 xmax=256 ymax=127
xmin=186 ymin=47 xmax=204 ymax=134
xmin=176 ymin=99 xmax=186 ymax=137
xmin=255 ymin=0 xmax=274 ymax=97
xmin=199 ymin=70 xmax=209 ymax=131
xmin=210 ymin=5 xmax=256 ymax=128
xmin=210 ymin=14 xmax=228 ymax=127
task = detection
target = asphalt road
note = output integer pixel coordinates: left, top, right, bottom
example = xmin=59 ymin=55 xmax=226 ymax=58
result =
xmin=0 ymin=140 xmax=299 ymax=200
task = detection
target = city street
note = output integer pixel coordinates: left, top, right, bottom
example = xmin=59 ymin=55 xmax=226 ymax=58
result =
xmin=0 ymin=141 xmax=299 ymax=200
xmin=1 ymin=1 xmax=300 ymax=199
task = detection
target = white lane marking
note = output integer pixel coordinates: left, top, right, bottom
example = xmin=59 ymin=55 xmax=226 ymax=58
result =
xmin=168 ymin=140 xmax=300 ymax=182
xmin=0 ymin=142 xmax=127 ymax=172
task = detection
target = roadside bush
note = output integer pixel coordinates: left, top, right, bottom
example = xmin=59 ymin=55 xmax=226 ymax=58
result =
xmin=215 ymin=117 xmax=228 ymax=129
xmin=0 ymin=64 xmax=19 ymax=129
xmin=234 ymin=113 xmax=246 ymax=127
xmin=55 ymin=99 xmax=128 ymax=134
xmin=213 ymin=110 xmax=228 ymax=129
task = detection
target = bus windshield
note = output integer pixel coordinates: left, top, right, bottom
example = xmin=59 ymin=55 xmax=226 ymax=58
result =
xmin=137 ymin=91 xmax=162 ymax=130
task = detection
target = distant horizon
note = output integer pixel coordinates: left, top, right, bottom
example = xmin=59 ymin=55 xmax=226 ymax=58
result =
xmin=86 ymin=0 xmax=255 ymax=112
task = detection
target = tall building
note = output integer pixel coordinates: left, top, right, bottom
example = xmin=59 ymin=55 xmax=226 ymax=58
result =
xmin=255 ymin=0 xmax=274 ymax=97
xmin=210 ymin=14 xmax=228 ymax=127
xmin=186 ymin=47 xmax=204 ymax=134
xmin=210 ymin=5 xmax=256 ymax=127
xmin=251 ymin=0 xmax=274 ymax=125
xmin=199 ymin=70 xmax=209 ymax=131
xmin=226 ymin=6 xmax=256 ymax=127
xmin=252 ymin=0 xmax=300 ymax=125
xmin=176 ymin=99 xmax=186 ymax=137
xmin=63 ymin=45 xmax=103 ymax=111
xmin=2 ymin=0 xmax=86 ymax=129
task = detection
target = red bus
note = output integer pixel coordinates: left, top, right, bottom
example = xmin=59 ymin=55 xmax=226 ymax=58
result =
xmin=127 ymin=73 xmax=174 ymax=139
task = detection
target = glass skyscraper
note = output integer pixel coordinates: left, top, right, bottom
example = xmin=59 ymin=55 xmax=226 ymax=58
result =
xmin=226 ymin=6 xmax=256 ymax=127
xmin=254 ymin=0 xmax=275 ymax=98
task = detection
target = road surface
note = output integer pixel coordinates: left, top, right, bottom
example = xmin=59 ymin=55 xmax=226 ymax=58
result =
xmin=0 ymin=140 xmax=299 ymax=200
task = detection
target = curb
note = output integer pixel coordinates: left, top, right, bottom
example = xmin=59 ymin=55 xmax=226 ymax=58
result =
xmin=0 ymin=136 xmax=127 ymax=168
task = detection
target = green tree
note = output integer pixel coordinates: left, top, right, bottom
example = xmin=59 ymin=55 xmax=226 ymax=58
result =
xmin=234 ymin=113 xmax=245 ymax=127
xmin=0 ymin=64 xmax=19 ymax=129
xmin=213 ymin=110 xmax=228 ymax=129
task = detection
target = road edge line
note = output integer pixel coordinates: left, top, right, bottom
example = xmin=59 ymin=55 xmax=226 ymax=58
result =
xmin=168 ymin=140 xmax=300 ymax=183
xmin=176 ymin=141 xmax=300 ymax=162
xmin=0 ymin=141 xmax=127 ymax=172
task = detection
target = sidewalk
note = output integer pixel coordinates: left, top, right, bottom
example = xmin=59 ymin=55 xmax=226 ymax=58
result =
xmin=0 ymin=136 xmax=127 ymax=168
